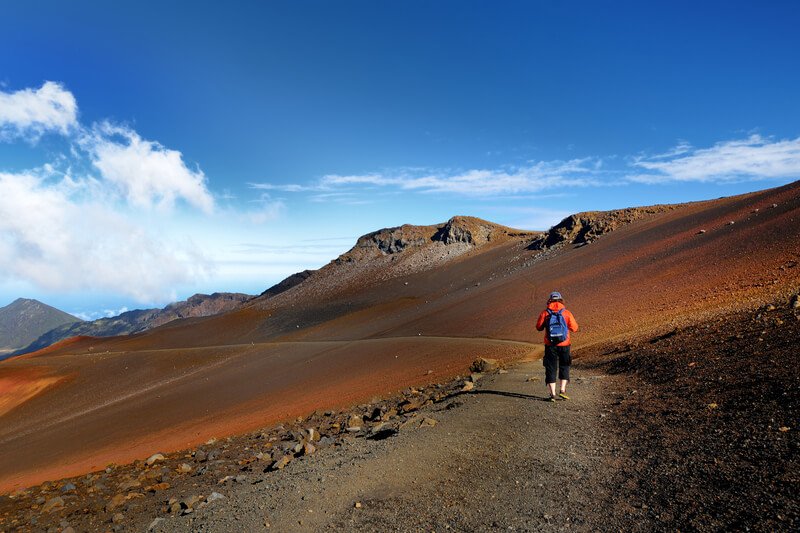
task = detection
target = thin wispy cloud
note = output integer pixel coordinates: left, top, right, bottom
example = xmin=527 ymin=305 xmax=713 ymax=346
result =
xmin=243 ymin=193 xmax=285 ymax=224
xmin=0 ymin=81 xmax=78 ymax=142
xmin=631 ymin=134 xmax=800 ymax=183
xmin=252 ymin=135 xmax=800 ymax=203
xmin=251 ymin=158 xmax=608 ymax=200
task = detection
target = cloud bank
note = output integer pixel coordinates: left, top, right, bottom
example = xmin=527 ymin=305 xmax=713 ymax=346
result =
xmin=0 ymin=168 xmax=211 ymax=302
xmin=0 ymin=82 xmax=215 ymax=303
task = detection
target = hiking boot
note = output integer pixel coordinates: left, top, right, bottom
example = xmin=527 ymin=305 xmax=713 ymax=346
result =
xmin=558 ymin=392 xmax=570 ymax=400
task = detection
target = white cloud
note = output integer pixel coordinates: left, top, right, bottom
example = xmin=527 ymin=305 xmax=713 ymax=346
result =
xmin=0 ymin=168 xmax=211 ymax=303
xmin=72 ymin=307 xmax=130 ymax=321
xmin=0 ymin=81 xmax=77 ymax=141
xmin=251 ymin=158 xmax=606 ymax=199
xmin=81 ymin=122 xmax=215 ymax=213
xmin=631 ymin=134 xmax=800 ymax=183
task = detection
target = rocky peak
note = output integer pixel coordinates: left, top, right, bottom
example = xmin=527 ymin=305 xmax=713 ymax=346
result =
xmin=338 ymin=216 xmax=534 ymax=263
xmin=529 ymin=205 xmax=678 ymax=250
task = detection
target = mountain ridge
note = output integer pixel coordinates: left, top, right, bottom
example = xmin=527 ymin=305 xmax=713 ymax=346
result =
xmin=0 ymin=298 xmax=80 ymax=354
xmin=12 ymin=292 xmax=253 ymax=357
xmin=0 ymin=181 xmax=798 ymax=497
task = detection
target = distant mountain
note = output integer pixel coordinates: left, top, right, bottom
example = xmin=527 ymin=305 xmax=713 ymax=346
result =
xmin=0 ymin=298 xmax=81 ymax=353
xmin=15 ymin=293 xmax=253 ymax=356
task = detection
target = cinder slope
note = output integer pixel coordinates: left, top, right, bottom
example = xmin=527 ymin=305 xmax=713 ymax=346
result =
xmin=0 ymin=183 xmax=798 ymax=492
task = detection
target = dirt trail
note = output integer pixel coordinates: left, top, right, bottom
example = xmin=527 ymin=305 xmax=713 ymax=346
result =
xmin=158 ymin=360 xmax=618 ymax=532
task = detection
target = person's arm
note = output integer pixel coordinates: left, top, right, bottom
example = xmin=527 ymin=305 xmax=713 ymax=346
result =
xmin=566 ymin=310 xmax=579 ymax=332
xmin=535 ymin=310 xmax=546 ymax=331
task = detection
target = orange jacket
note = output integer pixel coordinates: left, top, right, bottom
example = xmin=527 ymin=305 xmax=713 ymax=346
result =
xmin=536 ymin=301 xmax=579 ymax=346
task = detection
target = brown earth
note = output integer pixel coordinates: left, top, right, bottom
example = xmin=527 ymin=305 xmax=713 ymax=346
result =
xmin=582 ymin=298 xmax=799 ymax=531
xmin=0 ymin=181 xmax=798 ymax=508
xmin=1 ymin=296 xmax=795 ymax=532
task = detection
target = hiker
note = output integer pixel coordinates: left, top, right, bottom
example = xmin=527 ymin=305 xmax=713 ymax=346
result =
xmin=536 ymin=291 xmax=579 ymax=401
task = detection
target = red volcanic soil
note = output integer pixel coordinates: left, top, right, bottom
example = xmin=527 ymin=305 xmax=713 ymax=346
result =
xmin=0 ymin=181 xmax=798 ymax=493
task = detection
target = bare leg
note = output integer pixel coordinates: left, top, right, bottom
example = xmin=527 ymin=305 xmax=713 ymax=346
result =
xmin=559 ymin=379 xmax=569 ymax=393
xmin=547 ymin=382 xmax=557 ymax=398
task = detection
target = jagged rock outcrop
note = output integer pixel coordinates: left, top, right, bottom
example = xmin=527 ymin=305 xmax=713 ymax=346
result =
xmin=338 ymin=216 xmax=536 ymax=263
xmin=529 ymin=206 xmax=678 ymax=250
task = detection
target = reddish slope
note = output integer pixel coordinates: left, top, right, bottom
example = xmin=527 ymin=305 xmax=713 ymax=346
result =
xmin=0 ymin=182 xmax=798 ymax=492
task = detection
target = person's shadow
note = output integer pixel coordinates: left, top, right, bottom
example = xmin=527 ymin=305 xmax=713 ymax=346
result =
xmin=446 ymin=389 xmax=550 ymax=401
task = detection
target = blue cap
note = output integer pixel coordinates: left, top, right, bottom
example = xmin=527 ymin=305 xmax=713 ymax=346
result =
xmin=549 ymin=291 xmax=563 ymax=301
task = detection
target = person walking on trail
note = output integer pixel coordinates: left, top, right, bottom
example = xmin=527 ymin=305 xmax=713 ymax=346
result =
xmin=536 ymin=291 xmax=579 ymax=402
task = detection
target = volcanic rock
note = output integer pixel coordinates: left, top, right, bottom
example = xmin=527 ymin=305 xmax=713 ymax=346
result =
xmin=420 ymin=417 xmax=438 ymax=428
xmin=41 ymin=496 xmax=64 ymax=513
xmin=470 ymin=358 xmax=499 ymax=372
xmin=269 ymin=455 xmax=293 ymax=471
xmin=145 ymin=453 xmax=165 ymax=466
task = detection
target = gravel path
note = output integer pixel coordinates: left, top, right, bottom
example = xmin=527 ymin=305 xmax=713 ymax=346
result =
xmin=159 ymin=361 xmax=617 ymax=532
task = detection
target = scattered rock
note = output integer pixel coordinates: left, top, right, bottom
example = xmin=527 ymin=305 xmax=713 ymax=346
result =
xmin=399 ymin=415 xmax=422 ymax=430
xmin=118 ymin=479 xmax=141 ymax=491
xmin=105 ymin=493 xmax=127 ymax=512
xmin=182 ymin=495 xmax=203 ymax=510
xmin=302 ymin=442 xmax=317 ymax=456
xmin=41 ymin=496 xmax=65 ymax=513
xmin=697 ymin=229 xmax=706 ymax=234
xmin=61 ymin=482 xmax=76 ymax=493
xmin=347 ymin=414 xmax=364 ymax=431
xmin=354 ymin=501 xmax=362 ymax=509
xmin=461 ymin=381 xmax=475 ymax=392
xmin=727 ymin=220 xmax=735 ymax=225
xmin=367 ymin=423 xmax=398 ymax=440
xmin=470 ymin=357 xmax=500 ymax=373
xmin=207 ymin=492 xmax=226 ymax=503
xmin=420 ymin=417 xmax=438 ymax=428
xmin=176 ymin=463 xmax=192 ymax=474
xmin=147 ymin=517 xmax=165 ymax=531
xmin=111 ymin=513 xmax=124 ymax=524
xmin=398 ymin=398 xmax=423 ymax=413
xmin=145 ymin=453 xmax=165 ymax=466
xmin=194 ymin=450 xmax=207 ymax=462
xmin=269 ymin=455 xmax=293 ymax=471
xmin=146 ymin=482 xmax=170 ymax=493
xmin=791 ymin=295 xmax=800 ymax=309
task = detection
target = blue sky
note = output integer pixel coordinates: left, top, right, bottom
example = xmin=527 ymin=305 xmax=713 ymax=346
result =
xmin=1 ymin=1 xmax=799 ymax=318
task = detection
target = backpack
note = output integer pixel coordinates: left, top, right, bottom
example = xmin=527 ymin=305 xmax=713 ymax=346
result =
xmin=546 ymin=309 xmax=568 ymax=344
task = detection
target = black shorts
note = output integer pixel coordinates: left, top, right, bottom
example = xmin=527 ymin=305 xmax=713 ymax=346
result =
xmin=543 ymin=344 xmax=571 ymax=384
